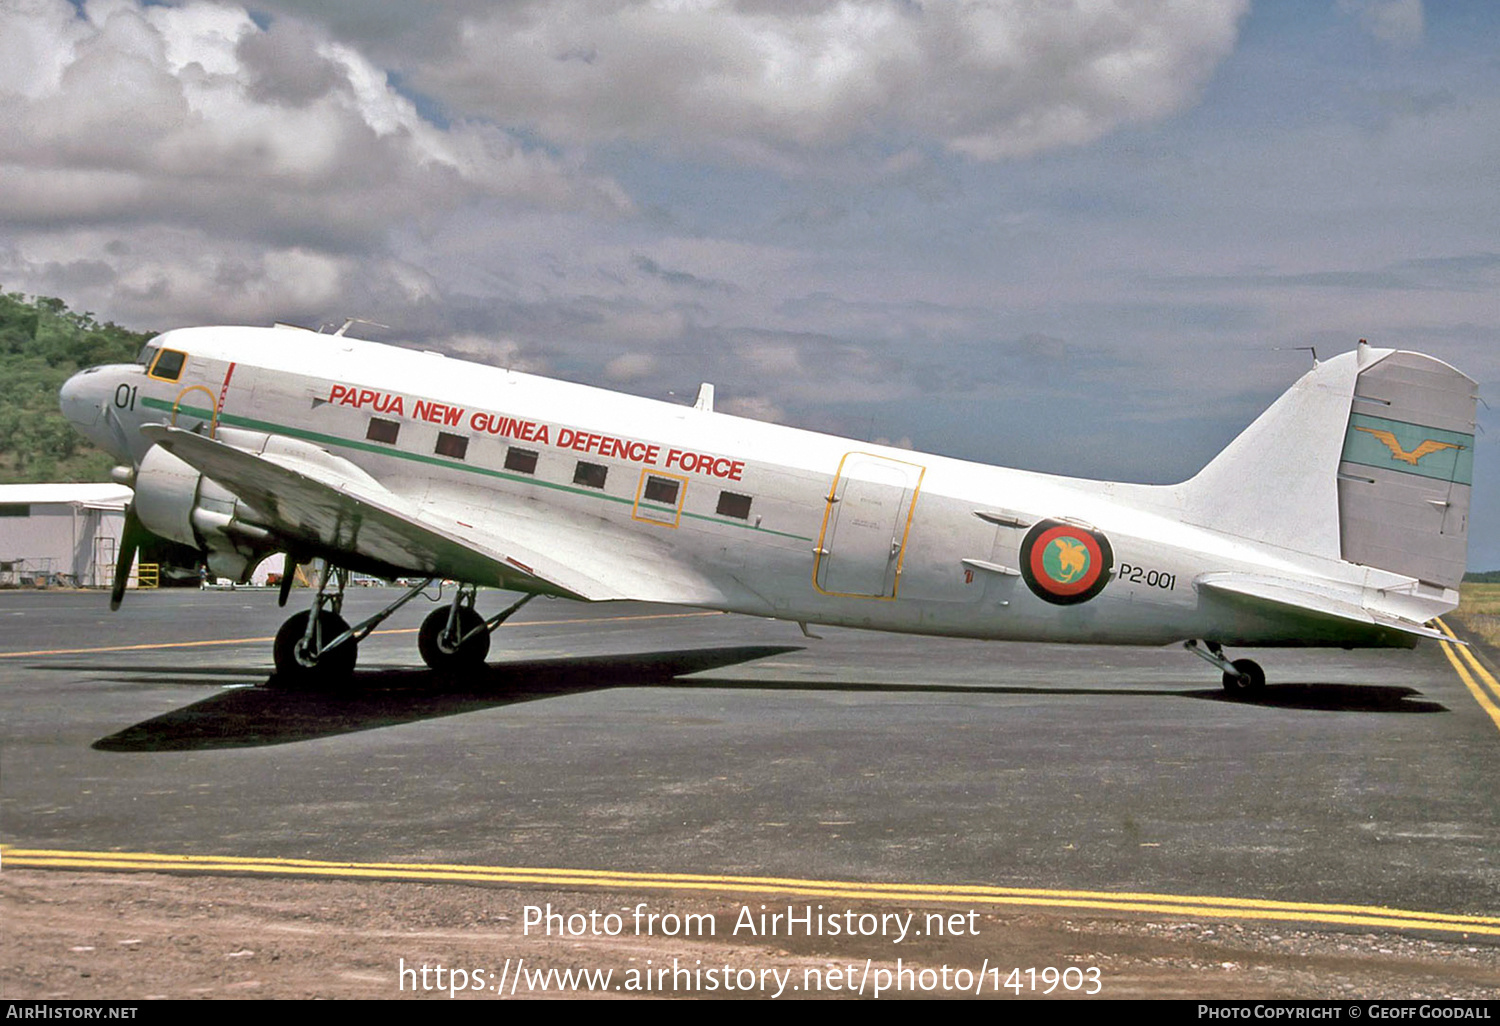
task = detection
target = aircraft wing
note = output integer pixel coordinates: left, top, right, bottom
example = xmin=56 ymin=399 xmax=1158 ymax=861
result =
xmin=1195 ymin=572 xmax=1449 ymax=642
xmin=140 ymin=425 xmax=639 ymax=600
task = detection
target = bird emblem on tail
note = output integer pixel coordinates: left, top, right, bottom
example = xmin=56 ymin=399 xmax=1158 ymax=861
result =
xmin=1354 ymin=426 xmax=1461 ymax=466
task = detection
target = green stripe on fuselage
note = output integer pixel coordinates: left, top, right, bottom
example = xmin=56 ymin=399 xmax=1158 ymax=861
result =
xmin=1341 ymin=412 xmax=1474 ymax=485
xmin=139 ymin=396 xmax=812 ymax=541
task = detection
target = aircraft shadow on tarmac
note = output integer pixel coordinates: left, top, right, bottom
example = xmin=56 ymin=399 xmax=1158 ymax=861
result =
xmin=82 ymin=642 xmax=1448 ymax=751
xmin=1190 ymin=682 xmax=1447 ymax=713
xmin=89 ymin=645 xmax=804 ymax=751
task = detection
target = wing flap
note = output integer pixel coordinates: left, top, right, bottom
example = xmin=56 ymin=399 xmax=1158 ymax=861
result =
xmin=411 ymin=478 xmax=747 ymax=606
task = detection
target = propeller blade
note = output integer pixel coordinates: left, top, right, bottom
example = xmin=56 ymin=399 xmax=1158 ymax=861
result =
xmin=110 ymin=504 xmax=145 ymax=611
xmin=103 ymin=405 xmax=134 ymax=459
xmin=278 ymin=552 xmax=296 ymax=607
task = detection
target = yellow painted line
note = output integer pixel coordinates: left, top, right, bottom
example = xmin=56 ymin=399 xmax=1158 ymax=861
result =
xmin=1439 ymin=641 xmax=1500 ymax=733
xmin=0 ymin=635 xmax=320 ymax=658
xmin=0 ymin=610 xmax=723 ymax=659
xmin=1435 ymin=618 xmax=1500 ymax=733
xmin=4 ymin=847 xmax=1498 ymax=936
xmin=1436 ymin=619 xmax=1500 ymax=705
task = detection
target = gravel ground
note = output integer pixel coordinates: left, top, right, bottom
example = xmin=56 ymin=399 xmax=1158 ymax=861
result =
xmin=4 ymin=870 xmax=1498 ymax=1000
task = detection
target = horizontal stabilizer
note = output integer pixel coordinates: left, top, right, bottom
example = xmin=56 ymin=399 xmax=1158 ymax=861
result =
xmin=1195 ymin=572 xmax=1450 ymax=642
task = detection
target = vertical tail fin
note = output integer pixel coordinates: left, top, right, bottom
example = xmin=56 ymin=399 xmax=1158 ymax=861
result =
xmin=1180 ymin=344 xmax=1476 ymax=589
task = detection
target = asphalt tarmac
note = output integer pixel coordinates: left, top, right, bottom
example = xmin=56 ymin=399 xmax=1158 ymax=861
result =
xmin=3 ymin=585 xmax=1498 ymax=925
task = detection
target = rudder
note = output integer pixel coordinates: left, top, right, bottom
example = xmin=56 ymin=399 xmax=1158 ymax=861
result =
xmin=1336 ymin=348 xmax=1476 ymax=590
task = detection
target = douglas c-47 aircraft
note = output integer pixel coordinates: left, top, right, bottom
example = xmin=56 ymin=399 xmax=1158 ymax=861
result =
xmin=58 ymin=326 xmax=1477 ymax=692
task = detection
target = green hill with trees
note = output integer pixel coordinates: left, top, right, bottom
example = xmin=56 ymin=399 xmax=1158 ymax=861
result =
xmin=0 ymin=290 xmax=155 ymax=483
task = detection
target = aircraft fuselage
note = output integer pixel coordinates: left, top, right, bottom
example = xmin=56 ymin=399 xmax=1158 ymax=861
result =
xmin=61 ymin=325 xmax=1461 ymax=652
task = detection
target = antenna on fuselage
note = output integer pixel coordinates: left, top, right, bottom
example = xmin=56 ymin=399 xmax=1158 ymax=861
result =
xmin=1273 ymin=345 xmax=1318 ymax=367
xmin=332 ymin=318 xmax=391 ymax=337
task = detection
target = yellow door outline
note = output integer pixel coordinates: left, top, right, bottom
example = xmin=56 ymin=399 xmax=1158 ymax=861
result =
xmin=813 ymin=451 xmax=926 ymax=600
xmin=171 ymin=384 xmax=220 ymax=438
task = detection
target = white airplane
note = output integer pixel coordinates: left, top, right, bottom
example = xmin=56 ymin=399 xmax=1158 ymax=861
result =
xmin=58 ymin=325 xmax=1476 ymax=692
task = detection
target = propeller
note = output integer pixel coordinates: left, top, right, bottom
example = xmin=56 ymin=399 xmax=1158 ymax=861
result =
xmin=103 ymin=405 xmax=135 ymax=462
xmin=278 ymin=551 xmax=297 ymax=607
xmin=110 ymin=503 xmax=148 ymax=611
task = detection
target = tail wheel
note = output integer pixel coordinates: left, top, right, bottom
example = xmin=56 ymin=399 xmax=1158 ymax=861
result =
xmin=418 ymin=606 xmax=490 ymax=670
xmin=1222 ymin=658 xmax=1265 ymax=693
xmin=273 ymin=610 xmax=356 ymax=684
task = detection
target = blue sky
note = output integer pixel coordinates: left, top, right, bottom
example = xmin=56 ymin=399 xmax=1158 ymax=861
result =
xmin=3 ymin=0 xmax=1496 ymax=567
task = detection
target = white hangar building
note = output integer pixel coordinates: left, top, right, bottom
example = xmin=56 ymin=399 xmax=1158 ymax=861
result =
xmin=0 ymin=483 xmax=135 ymax=589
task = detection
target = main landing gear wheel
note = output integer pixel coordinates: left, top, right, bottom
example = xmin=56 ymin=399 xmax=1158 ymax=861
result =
xmin=274 ymin=609 xmax=356 ymax=684
xmin=1222 ymin=658 xmax=1265 ymax=694
xmin=1185 ymin=640 xmax=1268 ymax=697
xmin=418 ymin=605 xmax=490 ymax=670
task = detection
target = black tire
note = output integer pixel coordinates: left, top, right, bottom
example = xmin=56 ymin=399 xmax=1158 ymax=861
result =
xmin=1222 ymin=657 xmax=1265 ymax=693
xmin=273 ymin=610 xmax=356 ymax=684
xmin=418 ymin=606 xmax=490 ymax=670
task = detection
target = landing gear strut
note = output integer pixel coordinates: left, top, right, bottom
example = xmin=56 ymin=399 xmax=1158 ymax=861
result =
xmin=418 ymin=586 xmax=535 ymax=672
xmin=271 ymin=565 xmax=432 ymax=684
xmin=1184 ymin=640 xmax=1266 ymax=694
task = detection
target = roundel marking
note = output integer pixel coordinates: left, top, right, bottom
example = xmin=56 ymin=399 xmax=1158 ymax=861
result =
xmin=1019 ymin=519 xmax=1113 ymax=606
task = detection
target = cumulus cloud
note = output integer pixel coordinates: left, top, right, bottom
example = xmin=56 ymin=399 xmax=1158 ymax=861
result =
xmin=430 ymin=332 xmax=548 ymax=374
xmin=0 ymin=225 xmax=439 ymax=329
xmin=0 ymin=0 xmax=1254 ymax=337
xmin=717 ymin=395 xmax=786 ymax=424
xmin=407 ymin=0 xmax=1249 ymax=162
xmin=603 ymin=351 xmax=658 ymax=381
xmin=0 ymin=0 xmax=631 ymax=251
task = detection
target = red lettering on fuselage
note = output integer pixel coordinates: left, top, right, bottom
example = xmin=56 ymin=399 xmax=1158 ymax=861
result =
xmin=469 ymin=410 xmax=549 ymax=444
xmin=414 ymin=399 xmax=465 ymax=427
xmin=665 ymin=448 xmax=745 ymax=481
xmin=320 ymin=389 xmax=741 ymax=482
xmin=554 ymin=428 xmax=663 ymax=466
xmin=328 ymin=384 xmax=404 ymax=415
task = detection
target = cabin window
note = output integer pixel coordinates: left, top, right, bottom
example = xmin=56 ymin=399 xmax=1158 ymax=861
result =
xmin=716 ymin=491 xmax=752 ymax=520
xmin=573 ymin=461 xmax=608 ymax=489
xmin=505 ymin=447 xmax=539 ymax=474
xmin=148 ymin=348 xmax=187 ymax=382
xmin=642 ymin=475 xmax=680 ymax=505
xmin=366 ymin=417 xmax=401 ymax=444
xmin=434 ymin=432 xmax=468 ymax=460
xmin=0 ymin=504 xmax=30 ymax=517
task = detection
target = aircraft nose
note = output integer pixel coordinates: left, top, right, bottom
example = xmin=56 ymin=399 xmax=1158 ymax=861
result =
xmin=60 ymin=369 xmax=94 ymax=424
xmin=59 ymin=368 xmax=105 ymax=430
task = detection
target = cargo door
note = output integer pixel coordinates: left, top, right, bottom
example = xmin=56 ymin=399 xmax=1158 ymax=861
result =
xmin=814 ymin=452 xmax=924 ymax=598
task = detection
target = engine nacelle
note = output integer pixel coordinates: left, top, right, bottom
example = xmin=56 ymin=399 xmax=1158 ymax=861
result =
xmin=133 ymin=444 xmax=276 ymax=581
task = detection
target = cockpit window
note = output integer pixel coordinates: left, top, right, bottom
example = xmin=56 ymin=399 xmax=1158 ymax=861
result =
xmin=136 ymin=343 xmax=156 ymax=366
xmin=148 ymin=348 xmax=187 ymax=382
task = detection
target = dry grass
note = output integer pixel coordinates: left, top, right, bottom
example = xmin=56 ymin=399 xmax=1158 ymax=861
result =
xmin=1450 ymin=583 xmax=1500 ymax=658
xmin=1456 ymin=582 xmax=1500 ymax=616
